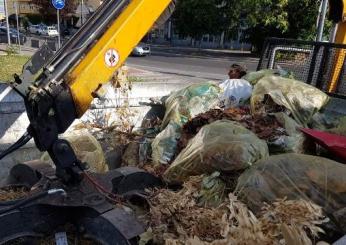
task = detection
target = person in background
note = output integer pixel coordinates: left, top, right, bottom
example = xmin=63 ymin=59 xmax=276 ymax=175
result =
xmin=228 ymin=64 xmax=247 ymax=79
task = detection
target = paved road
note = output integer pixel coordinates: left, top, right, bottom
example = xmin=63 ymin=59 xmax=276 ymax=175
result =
xmin=2 ymin=35 xmax=260 ymax=82
xmin=126 ymin=49 xmax=259 ymax=82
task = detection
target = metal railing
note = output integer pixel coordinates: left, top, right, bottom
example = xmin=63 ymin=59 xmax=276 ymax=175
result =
xmin=258 ymin=38 xmax=346 ymax=98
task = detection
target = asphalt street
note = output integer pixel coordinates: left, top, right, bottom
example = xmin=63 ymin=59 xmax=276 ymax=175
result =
xmin=126 ymin=48 xmax=260 ymax=82
xmin=1 ymin=32 xmax=260 ymax=82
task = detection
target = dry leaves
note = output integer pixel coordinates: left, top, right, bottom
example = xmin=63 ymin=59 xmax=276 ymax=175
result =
xmin=148 ymin=176 xmax=227 ymax=244
xmin=179 ymin=107 xmax=286 ymax=151
xmin=146 ymin=177 xmax=328 ymax=245
xmin=0 ymin=187 xmax=28 ymax=202
xmin=259 ymin=198 xmax=327 ymax=244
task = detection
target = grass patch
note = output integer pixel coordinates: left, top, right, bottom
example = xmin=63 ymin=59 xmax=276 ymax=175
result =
xmin=128 ymin=76 xmax=145 ymax=83
xmin=0 ymin=55 xmax=30 ymax=82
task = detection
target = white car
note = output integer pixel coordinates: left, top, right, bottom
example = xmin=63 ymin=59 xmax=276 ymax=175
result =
xmin=29 ymin=25 xmax=43 ymax=35
xmin=131 ymin=43 xmax=151 ymax=56
xmin=41 ymin=26 xmax=59 ymax=37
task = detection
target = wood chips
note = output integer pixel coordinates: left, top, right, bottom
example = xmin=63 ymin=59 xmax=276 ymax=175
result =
xmin=145 ymin=176 xmax=328 ymax=245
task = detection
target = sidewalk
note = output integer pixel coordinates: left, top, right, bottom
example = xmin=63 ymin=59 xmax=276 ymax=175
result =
xmin=0 ymin=42 xmax=257 ymax=59
xmin=150 ymin=43 xmax=258 ymax=58
xmin=0 ymin=44 xmax=37 ymax=56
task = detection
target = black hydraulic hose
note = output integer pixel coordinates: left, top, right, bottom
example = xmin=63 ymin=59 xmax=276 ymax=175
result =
xmin=0 ymin=189 xmax=66 ymax=215
xmin=0 ymin=198 xmax=25 ymax=206
xmin=0 ymin=131 xmax=32 ymax=161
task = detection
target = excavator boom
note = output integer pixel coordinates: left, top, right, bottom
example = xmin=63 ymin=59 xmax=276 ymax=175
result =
xmin=3 ymin=0 xmax=174 ymax=183
xmin=0 ymin=1 xmax=175 ymax=242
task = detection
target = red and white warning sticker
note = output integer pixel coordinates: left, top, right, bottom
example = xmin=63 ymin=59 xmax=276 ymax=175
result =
xmin=104 ymin=48 xmax=119 ymax=68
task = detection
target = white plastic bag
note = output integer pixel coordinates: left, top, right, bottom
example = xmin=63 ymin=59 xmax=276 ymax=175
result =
xmin=219 ymin=79 xmax=252 ymax=108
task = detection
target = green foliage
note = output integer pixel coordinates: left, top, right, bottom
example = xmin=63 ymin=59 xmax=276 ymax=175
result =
xmin=173 ymin=0 xmax=224 ymax=40
xmin=26 ymin=14 xmax=43 ymax=25
xmin=5 ymin=45 xmax=19 ymax=55
xmin=242 ymin=0 xmax=320 ymax=50
xmin=173 ymin=0 xmax=321 ymax=51
xmin=217 ymin=0 xmax=244 ymax=40
xmin=128 ymin=76 xmax=145 ymax=83
xmin=21 ymin=16 xmax=30 ymax=30
xmin=0 ymin=55 xmax=30 ymax=82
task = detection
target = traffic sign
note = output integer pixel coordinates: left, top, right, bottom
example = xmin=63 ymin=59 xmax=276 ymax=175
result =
xmin=52 ymin=0 xmax=65 ymax=10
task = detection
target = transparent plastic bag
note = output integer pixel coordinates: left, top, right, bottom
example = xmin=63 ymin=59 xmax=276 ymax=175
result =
xmin=218 ymin=79 xmax=252 ymax=108
xmin=152 ymin=122 xmax=181 ymax=165
xmin=243 ymin=69 xmax=279 ymax=85
xmin=161 ymin=82 xmax=221 ymax=129
xmin=42 ymin=130 xmax=108 ymax=173
xmin=163 ymin=120 xmax=269 ymax=184
xmin=236 ymin=153 xmax=346 ymax=218
xmin=153 ymin=82 xmax=221 ymax=165
xmin=268 ymin=112 xmax=308 ymax=154
xmin=251 ymin=75 xmax=329 ymax=126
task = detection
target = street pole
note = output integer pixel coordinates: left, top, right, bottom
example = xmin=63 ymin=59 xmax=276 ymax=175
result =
xmin=316 ymin=0 xmax=328 ymax=42
xmin=57 ymin=9 xmax=61 ymax=49
xmin=14 ymin=1 xmax=20 ymax=52
xmin=329 ymin=23 xmax=338 ymax=43
xmin=4 ymin=0 xmax=10 ymax=45
xmin=81 ymin=0 xmax=84 ymax=25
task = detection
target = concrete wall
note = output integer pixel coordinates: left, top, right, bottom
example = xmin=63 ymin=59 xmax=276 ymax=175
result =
xmin=0 ymin=81 xmax=194 ymax=179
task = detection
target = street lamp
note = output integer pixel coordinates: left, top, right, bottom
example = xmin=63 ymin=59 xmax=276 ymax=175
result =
xmin=4 ymin=0 xmax=10 ymax=45
xmin=81 ymin=0 xmax=84 ymax=25
xmin=14 ymin=1 xmax=21 ymax=52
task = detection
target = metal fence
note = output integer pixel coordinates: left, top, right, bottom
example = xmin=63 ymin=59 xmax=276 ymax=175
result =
xmin=258 ymin=38 xmax=346 ymax=98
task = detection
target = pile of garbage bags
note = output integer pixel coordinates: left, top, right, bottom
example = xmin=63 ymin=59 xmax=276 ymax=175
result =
xmin=31 ymin=67 xmax=346 ymax=244
xmin=152 ymin=70 xmax=332 ymax=184
xmin=152 ymin=82 xmax=221 ymax=165
xmin=144 ymin=68 xmax=346 ymax=243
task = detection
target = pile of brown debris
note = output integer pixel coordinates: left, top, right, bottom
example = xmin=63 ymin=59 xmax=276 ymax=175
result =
xmin=143 ymin=175 xmax=328 ymax=245
xmin=178 ymin=108 xmax=286 ymax=151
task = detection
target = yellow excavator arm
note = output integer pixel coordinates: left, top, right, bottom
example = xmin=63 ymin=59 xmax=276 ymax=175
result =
xmin=2 ymin=0 xmax=174 ymax=183
xmin=69 ymin=0 xmax=173 ymax=115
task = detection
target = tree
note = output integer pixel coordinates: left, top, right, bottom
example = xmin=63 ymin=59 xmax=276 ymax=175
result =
xmin=32 ymin=0 xmax=77 ymax=23
xmin=241 ymin=0 xmax=320 ymax=50
xmin=173 ymin=0 xmax=224 ymax=45
xmin=216 ymin=0 xmax=244 ymax=40
xmin=285 ymin=0 xmax=321 ymax=40
xmin=174 ymin=0 xmax=322 ymax=51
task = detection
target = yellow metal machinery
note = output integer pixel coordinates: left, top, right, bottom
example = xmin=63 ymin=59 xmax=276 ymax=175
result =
xmin=328 ymin=0 xmax=346 ymax=92
xmin=0 ymin=1 xmax=176 ymax=243
xmin=69 ymin=0 xmax=173 ymax=115
xmin=2 ymin=0 xmax=174 ymax=182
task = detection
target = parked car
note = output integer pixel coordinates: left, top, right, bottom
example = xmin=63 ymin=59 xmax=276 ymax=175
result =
xmin=29 ymin=24 xmax=43 ymax=35
xmin=0 ymin=27 xmax=27 ymax=44
xmin=41 ymin=26 xmax=59 ymax=37
xmin=131 ymin=43 xmax=151 ymax=56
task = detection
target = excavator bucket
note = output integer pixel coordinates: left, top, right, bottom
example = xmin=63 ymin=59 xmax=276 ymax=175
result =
xmin=300 ymin=128 xmax=346 ymax=162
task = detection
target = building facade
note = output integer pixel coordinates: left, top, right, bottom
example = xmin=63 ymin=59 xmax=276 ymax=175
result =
xmin=0 ymin=0 xmax=5 ymax=20
xmin=150 ymin=19 xmax=252 ymax=51
xmin=7 ymin=0 xmax=39 ymax=16
xmin=86 ymin=0 xmax=102 ymax=11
